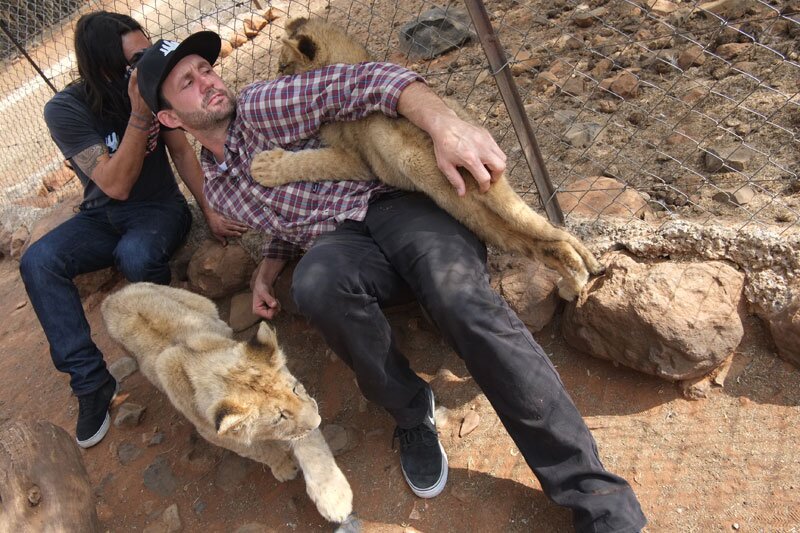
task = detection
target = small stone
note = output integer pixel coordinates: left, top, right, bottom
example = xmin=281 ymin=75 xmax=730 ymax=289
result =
xmin=574 ymin=7 xmax=606 ymax=27
xmin=193 ymin=500 xmax=207 ymax=516
xmin=322 ymin=424 xmax=351 ymax=456
xmin=118 ymin=441 xmax=143 ymax=465
xmin=601 ymin=72 xmax=639 ymax=99
xmin=561 ymin=76 xmax=585 ymax=96
xmin=647 ymin=0 xmax=680 ymax=16
xmin=596 ymin=100 xmax=619 ymax=113
xmin=564 ymin=123 xmax=601 ymax=148
xmin=704 ymin=146 xmax=755 ymax=173
xmin=215 ymin=452 xmax=252 ymax=492
xmin=715 ymin=43 xmax=751 ymax=60
xmin=14 ymin=300 xmax=26 ymax=310
xmin=162 ymin=504 xmax=181 ymax=532
xmin=459 ymin=411 xmax=480 ymax=437
xmin=115 ymin=402 xmax=146 ymax=428
xmin=108 ymin=356 xmax=138 ymax=382
xmin=510 ymin=50 xmax=542 ymax=76
xmin=147 ymin=431 xmax=166 ymax=447
xmin=678 ymin=45 xmax=706 ymax=70
xmin=699 ymin=0 xmax=749 ymax=18
xmin=143 ymin=457 xmax=178 ymax=496
xmin=682 ymin=87 xmax=706 ymax=105
xmin=408 ymin=504 xmax=422 ymax=520
xmin=233 ymin=523 xmax=267 ymax=533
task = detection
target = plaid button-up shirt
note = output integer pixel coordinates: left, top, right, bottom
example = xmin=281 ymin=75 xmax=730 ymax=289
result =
xmin=200 ymin=62 xmax=422 ymax=259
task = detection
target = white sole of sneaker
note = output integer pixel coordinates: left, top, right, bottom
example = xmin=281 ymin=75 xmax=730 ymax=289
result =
xmin=75 ymin=381 xmax=120 ymax=449
xmin=76 ymin=412 xmax=110 ymax=449
xmin=404 ymin=441 xmax=449 ymax=498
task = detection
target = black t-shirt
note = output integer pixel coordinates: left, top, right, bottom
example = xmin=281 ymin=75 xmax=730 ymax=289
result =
xmin=43 ymin=83 xmax=181 ymax=209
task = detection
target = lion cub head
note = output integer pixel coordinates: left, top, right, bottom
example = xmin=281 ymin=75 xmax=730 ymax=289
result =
xmin=208 ymin=322 xmax=322 ymax=444
xmin=277 ymin=17 xmax=370 ymax=75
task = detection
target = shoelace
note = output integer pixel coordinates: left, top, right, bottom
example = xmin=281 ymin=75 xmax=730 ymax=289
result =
xmin=393 ymin=424 xmax=438 ymax=450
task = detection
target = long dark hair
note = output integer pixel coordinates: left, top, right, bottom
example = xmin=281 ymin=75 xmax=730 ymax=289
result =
xmin=73 ymin=11 xmax=148 ymax=120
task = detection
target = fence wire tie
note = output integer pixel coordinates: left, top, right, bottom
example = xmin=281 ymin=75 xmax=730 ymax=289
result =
xmin=490 ymin=60 xmax=511 ymax=76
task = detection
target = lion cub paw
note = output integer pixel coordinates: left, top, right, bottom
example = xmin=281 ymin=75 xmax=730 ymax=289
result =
xmin=305 ymin=468 xmax=354 ymax=524
xmin=251 ymin=148 xmax=289 ymax=186
xmin=557 ymin=278 xmax=581 ymax=301
xmin=270 ymin=454 xmax=299 ymax=482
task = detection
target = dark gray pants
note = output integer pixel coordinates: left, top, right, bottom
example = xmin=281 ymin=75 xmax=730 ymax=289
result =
xmin=292 ymin=192 xmax=646 ymax=533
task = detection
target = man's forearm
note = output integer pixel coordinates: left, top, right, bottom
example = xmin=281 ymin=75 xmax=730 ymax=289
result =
xmin=396 ymin=81 xmax=459 ymax=138
xmin=165 ymin=131 xmax=211 ymax=213
xmin=258 ymin=257 xmax=288 ymax=287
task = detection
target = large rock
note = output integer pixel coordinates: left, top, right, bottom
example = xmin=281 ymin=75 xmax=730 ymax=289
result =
xmin=490 ymin=255 xmax=560 ymax=332
xmin=563 ymin=252 xmax=745 ymax=380
xmin=187 ymin=240 xmax=256 ymax=298
xmin=0 ymin=225 xmax=11 ymax=258
xmin=557 ymin=176 xmax=652 ymax=219
xmin=756 ymin=285 xmax=800 ymax=366
xmin=9 ymin=226 xmax=30 ymax=260
xmin=21 ymin=195 xmax=81 ymax=256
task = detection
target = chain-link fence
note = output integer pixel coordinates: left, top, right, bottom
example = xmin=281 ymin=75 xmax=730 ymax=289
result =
xmin=0 ymin=0 xmax=798 ymax=237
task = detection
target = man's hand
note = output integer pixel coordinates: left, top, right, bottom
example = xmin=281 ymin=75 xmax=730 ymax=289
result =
xmin=429 ymin=117 xmax=507 ymax=196
xmin=127 ymin=67 xmax=151 ymax=118
xmin=204 ymin=208 xmax=249 ymax=245
xmin=251 ymin=258 xmax=287 ymax=320
xmin=397 ymin=82 xmax=507 ymax=196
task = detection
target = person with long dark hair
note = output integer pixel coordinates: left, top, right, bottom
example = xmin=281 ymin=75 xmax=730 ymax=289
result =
xmin=19 ymin=11 xmax=248 ymax=448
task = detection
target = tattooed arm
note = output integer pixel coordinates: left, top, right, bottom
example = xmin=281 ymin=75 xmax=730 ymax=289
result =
xmin=71 ymin=69 xmax=152 ymax=200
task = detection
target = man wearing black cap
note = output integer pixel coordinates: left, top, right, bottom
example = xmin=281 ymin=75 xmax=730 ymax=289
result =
xmin=19 ymin=12 xmax=249 ymax=450
xmin=135 ymin=29 xmax=646 ymax=533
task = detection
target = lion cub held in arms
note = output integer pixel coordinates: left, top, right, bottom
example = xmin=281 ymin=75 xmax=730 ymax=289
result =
xmin=101 ymin=282 xmax=354 ymax=526
xmin=250 ymin=17 xmax=604 ymax=300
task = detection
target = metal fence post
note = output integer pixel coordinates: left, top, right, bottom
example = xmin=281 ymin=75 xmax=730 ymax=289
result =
xmin=463 ymin=0 xmax=564 ymax=225
xmin=0 ymin=19 xmax=57 ymax=94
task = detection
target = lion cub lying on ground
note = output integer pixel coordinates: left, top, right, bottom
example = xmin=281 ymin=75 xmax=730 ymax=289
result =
xmin=250 ymin=17 xmax=603 ymax=300
xmin=101 ymin=283 xmax=354 ymax=526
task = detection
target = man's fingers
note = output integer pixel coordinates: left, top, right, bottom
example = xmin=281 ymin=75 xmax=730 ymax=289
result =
xmin=442 ymin=166 xmax=466 ymax=196
xmin=464 ymin=158 xmax=492 ymax=193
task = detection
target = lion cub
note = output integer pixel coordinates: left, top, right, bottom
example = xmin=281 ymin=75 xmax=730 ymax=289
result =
xmin=101 ymin=282 xmax=354 ymax=526
xmin=250 ymin=17 xmax=604 ymax=300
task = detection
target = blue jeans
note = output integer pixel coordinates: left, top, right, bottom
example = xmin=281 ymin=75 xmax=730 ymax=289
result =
xmin=292 ymin=192 xmax=646 ymax=533
xmin=19 ymin=197 xmax=191 ymax=396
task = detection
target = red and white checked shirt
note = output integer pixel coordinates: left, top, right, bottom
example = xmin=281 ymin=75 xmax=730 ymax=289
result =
xmin=200 ymin=62 xmax=422 ymax=259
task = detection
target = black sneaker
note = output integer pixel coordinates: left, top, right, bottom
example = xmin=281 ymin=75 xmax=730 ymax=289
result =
xmin=76 ymin=377 xmax=119 ymax=448
xmin=393 ymin=388 xmax=448 ymax=498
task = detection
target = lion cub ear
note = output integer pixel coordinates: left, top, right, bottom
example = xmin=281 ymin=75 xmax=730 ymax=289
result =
xmin=285 ymin=17 xmax=309 ymax=35
xmin=281 ymin=35 xmax=317 ymax=64
xmin=244 ymin=322 xmax=286 ymax=365
xmin=213 ymin=399 xmax=253 ymax=435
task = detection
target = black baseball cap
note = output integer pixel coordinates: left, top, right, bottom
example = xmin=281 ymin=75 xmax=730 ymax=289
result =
xmin=136 ymin=31 xmax=221 ymax=112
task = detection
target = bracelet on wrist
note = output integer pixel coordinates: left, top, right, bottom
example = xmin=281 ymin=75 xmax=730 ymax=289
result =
xmin=130 ymin=111 xmax=151 ymax=121
xmin=128 ymin=120 xmax=149 ymax=132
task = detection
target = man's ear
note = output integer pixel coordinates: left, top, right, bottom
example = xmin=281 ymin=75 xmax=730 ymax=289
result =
xmin=157 ymin=109 xmax=182 ymax=130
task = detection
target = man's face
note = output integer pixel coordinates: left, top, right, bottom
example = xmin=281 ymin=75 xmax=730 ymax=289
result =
xmin=158 ymin=54 xmax=235 ymax=131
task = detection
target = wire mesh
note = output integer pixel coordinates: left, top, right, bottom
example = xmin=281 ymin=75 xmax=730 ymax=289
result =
xmin=0 ymin=0 xmax=797 ymax=237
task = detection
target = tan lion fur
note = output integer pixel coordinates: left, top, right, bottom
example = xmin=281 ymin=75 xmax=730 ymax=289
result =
xmin=100 ymin=282 xmax=352 ymax=524
xmin=250 ymin=17 xmax=604 ymax=300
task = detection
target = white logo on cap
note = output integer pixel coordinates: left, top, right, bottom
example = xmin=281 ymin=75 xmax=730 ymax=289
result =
xmin=159 ymin=40 xmax=179 ymax=56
